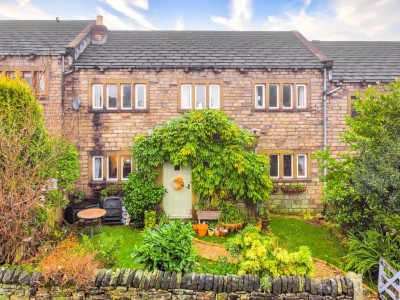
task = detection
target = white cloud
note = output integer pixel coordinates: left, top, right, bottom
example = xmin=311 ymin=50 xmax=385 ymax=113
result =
xmin=101 ymin=0 xmax=157 ymax=30
xmin=175 ymin=16 xmax=184 ymax=30
xmin=210 ymin=0 xmax=252 ymax=30
xmin=264 ymin=0 xmax=400 ymax=41
xmin=96 ymin=6 xmax=137 ymax=30
xmin=0 ymin=0 xmax=52 ymax=19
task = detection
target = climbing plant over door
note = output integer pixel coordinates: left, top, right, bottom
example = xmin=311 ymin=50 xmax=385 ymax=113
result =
xmin=124 ymin=109 xmax=272 ymax=220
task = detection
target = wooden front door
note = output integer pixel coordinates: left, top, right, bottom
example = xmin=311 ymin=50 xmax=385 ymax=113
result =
xmin=162 ymin=163 xmax=192 ymax=218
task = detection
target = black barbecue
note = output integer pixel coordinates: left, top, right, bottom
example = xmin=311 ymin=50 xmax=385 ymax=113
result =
xmin=101 ymin=196 xmax=122 ymax=224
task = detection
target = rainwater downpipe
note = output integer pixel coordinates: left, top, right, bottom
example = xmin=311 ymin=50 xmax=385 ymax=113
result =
xmin=323 ymin=66 xmax=327 ymax=177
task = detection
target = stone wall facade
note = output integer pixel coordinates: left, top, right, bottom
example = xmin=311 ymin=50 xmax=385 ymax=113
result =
xmin=0 ymin=55 xmax=65 ymax=134
xmin=64 ymin=67 xmax=326 ymax=212
xmin=0 ymin=266 xmax=363 ymax=299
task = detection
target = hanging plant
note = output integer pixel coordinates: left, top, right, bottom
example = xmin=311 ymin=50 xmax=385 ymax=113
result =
xmin=172 ymin=176 xmax=184 ymax=191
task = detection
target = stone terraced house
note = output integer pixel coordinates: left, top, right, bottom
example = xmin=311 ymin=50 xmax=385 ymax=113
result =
xmin=1 ymin=16 xmax=399 ymax=217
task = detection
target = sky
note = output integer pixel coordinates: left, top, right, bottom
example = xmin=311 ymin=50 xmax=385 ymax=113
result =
xmin=0 ymin=0 xmax=399 ymax=41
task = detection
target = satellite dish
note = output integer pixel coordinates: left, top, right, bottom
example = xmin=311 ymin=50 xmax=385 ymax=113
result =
xmin=72 ymin=97 xmax=80 ymax=110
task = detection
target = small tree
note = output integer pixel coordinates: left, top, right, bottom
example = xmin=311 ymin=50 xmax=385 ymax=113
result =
xmin=0 ymin=74 xmax=79 ymax=263
xmin=316 ymin=79 xmax=400 ymax=232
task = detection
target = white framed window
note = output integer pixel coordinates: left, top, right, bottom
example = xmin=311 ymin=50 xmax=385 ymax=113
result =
xmin=92 ymin=84 xmax=103 ymax=109
xmin=296 ymin=84 xmax=307 ymax=108
xmin=135 ymin=84 xmax=146 ymax=109
xmin=23 ymin=71 xmax=32 ymax=85
xmin=121 ymin=156 xmax=132 ymax=180
xmin=181 ymin=84 xmax=192 ymax=109
xmin=283 ymin=154 xmax=293 ymax=178
xmin=195 ymin=84 xmax=206 ymax=109
xmin=283 ymin=84 xmax=293 ymax=109
xmin=121 ymin=84 xmax=132 ymax=109
xmin=255 ymin=84 xmax=265 ymax=109
xmin=209 ymin=84 xmax=220 ymax=109
xmin=297 ymin=154 xmax=307 ymax=178
xmin=93 ymin=156 xmax=103 ymax=181
xmin=107 ymin=84 xmax=117 ymax=109
xmin=269 ymin=154 xmax=279 ymax=178
xmin=268 ymin=84 xmax=279 ymax=109
xmin=107 ymin=156 xmax=118 ymax=181
xmin=38 ymin=73 xmax=46 ymax=94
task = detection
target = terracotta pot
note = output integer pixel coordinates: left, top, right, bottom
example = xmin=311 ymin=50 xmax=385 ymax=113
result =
xmin=219 ymin=227 xmax=228 ymax=237
xmin=214 ymin=228 xmax=220 ymax=237
xmin=220 ymin=221 xmax=244 ymax=232
xmin=197 ymin=224 xmax=209 ymax=237
xmin=192 ymin=223 xmax=199 ymax=232
xmin=208 ymin=228 xmax=215 ymax=236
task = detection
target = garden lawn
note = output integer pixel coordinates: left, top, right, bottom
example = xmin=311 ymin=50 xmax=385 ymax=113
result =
xmin=89 ymin=225 xmax=143 ymax=269
xmin=269 ymin=216 xmax=347 ymax=267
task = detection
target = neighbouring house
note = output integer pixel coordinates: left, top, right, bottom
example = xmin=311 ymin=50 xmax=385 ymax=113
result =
xmin=1 ymin=16 xmax=399 ymax=217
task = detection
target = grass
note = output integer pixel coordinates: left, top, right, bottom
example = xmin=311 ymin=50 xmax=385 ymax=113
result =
xmin=78 ymin=216 xmax=348 ymax=271
xmin=85 ymin=225 xmax=144 ymax=269
xmin=269 ymin=216 xmax=347 ymax=267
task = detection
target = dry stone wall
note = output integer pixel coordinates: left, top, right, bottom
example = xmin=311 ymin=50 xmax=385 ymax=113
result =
xmin=0 ymin=266 xmax=362 ymax=299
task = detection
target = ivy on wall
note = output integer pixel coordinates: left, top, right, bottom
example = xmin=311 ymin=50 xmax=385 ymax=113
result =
xmin=125 ymin=109 xmax=272 ymax=213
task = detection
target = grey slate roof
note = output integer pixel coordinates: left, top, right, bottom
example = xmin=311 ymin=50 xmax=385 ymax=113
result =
xmin=0 ymin=20 xmax=93 ymax=55
xmin=313 ymin=41 xmax=400 ymax=83
xmin=73 ymin=31 xmax=326 ymax=69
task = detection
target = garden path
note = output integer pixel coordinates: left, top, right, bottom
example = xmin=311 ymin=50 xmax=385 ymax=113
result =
xmin=193 ymin=238 xmax=236 ymax=263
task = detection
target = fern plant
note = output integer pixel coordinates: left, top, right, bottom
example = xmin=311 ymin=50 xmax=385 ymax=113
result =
xmin=344 ymin=229 xmax=400 ymax=279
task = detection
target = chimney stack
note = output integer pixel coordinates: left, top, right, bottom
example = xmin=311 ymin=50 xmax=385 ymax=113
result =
xmin=92 ymin=15 xmax=108 ymax=44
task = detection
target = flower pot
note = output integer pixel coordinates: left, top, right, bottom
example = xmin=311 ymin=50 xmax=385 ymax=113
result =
xmin=261 ymin=219 xmax=270 ymax=229
xmin=208 ymin=228 xmax=215 ymax=236
xmin=192 ymin=223 xmax=199 ymax=233
xmin=219 ymin=227 xmax=228 ymax=237
xmin=220 ymin=221 xmax=244 ymax=232
xmin=197 ymin=224 xmax=209 ymax=237
xmin=214 ymin=228 xmax=220 ymax=237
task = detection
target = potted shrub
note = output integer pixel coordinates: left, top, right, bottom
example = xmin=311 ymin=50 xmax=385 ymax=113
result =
xmin=258 ymin=204 xmax=270 ymax=229
xmin=208 ymin=221 xmax=216 ymax=236
xmin=218 ymin=203 xmax=245 ymax=232
xmin=247 ymin=217 xmax=262 ymax=230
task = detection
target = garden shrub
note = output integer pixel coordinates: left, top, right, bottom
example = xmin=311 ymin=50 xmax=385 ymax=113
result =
xmin=132 ymin=220 xmax=197 ymax=273
xmin=315 ymin=79 xmax=400 ymax=233
xmin=225 ymin=226 xmax=314 ymax=277
xmin=0 ymin=75 xmax=79 ymax=263
xmin=218 ymin=202 xmax=245 ymax=223
xmin=344 ymin=229 xmax=400 ymax=279
xmin=123 ymin=172 xmax=166 ymax=223
xmin=144 ymin=211 xmax=157 ymax=230
xmin=38 ymin=234 xmax=100 ymax=288
xmin=194 ymin=256 xmax=239 ymax=276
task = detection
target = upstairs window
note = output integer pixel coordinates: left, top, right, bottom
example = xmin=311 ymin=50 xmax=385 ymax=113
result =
xmin=121 ymin=84 xmax=132 ymax=109
xmin=5 ymin=70 xmax=47 ymax=96
xmin=135 ymin=84 xmax=146 ymax=109
xmin=107 ymin=84 xmax=117 ymax=109
xmin=92 ymin=84 xmax=103 ymax=109
xmin=255 ymin=84 xmax=265 ymax=109
xmin=179 ymin=80 xmax=222 ymax=110
xmin=254 ymin=79 xmax=310 ymax=111
xmin=89 ymin=80 xmax=149 ymax=111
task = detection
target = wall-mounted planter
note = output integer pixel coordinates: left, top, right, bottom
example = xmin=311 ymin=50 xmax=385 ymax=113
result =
xmin=271 ymin=186 xmax=280 ymax=193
